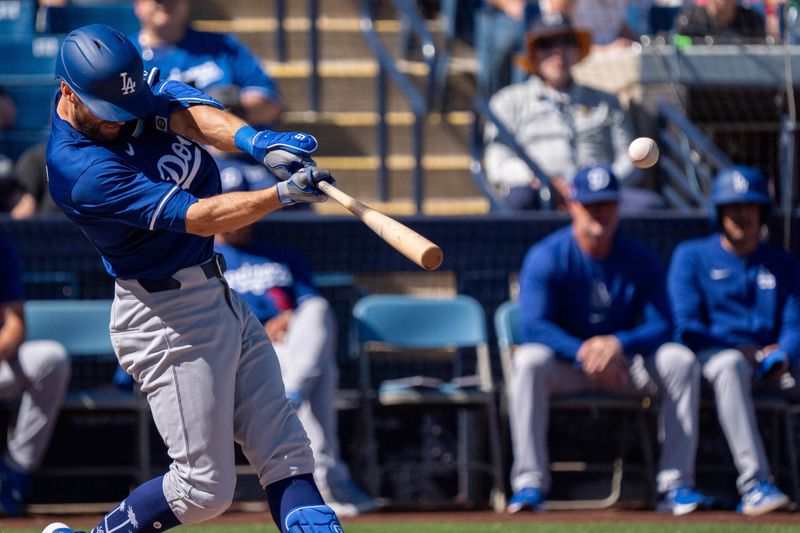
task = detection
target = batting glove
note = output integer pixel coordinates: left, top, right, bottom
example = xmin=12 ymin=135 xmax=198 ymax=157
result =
xmin=276 ymin=166 xmax=335 ymax=206
xmin=235 ymin=125 xmax=318 ymax=181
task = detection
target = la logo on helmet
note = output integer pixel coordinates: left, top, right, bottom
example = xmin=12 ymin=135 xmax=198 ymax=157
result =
xmin=120 ymin=72 xmax=136 ymax=95
xmin=733 ymin=171 xmax=749 ymax=193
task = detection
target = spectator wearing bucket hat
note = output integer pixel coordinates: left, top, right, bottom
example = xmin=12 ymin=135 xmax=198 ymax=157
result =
xmin=483 ymin=13 xmax=663 ymax=212
xmin=508 ymin=164 xmax=702 ymax=513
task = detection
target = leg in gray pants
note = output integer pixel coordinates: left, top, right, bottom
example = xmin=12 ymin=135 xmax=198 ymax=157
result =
xmin=508 ymin=342 xmax=700 ymax=495
xmin=0 ymin=340 xmax=70 ymax=473
xmin=698 ymin=348 xmax=772 ymax=494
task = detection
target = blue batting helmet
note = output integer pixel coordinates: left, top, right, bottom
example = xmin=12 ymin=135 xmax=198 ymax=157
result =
xmin=711 ymin=166 xmax=771 ymax=207
xmin=55 ymin=24 xmax=155 ymax=122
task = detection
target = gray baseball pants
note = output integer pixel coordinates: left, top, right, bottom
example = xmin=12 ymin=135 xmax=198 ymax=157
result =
xmin=112 ymin=265 xmax=314 ymax=525
xmin=272 ymin=296 xmax=354 ymax=490
xmin=508 ymin=342 xmax=700 ymax=495
xmin=697 ymin=348 xmax=774 ymax=494
xmin=0 ymin=340 xmax=70 ymax=473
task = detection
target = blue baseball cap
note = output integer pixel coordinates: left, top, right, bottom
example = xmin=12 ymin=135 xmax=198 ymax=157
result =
xmin=569 ymin=165 xmax=620 ymax=204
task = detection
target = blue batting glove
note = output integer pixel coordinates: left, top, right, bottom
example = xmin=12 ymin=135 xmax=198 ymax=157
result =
xmin=756 ymin=349 xmax=789 ymax=380
xmin=235 ymin=125 xmax=318 ymax=181
xmin=275 ymin=166 xmax=335 ymax=206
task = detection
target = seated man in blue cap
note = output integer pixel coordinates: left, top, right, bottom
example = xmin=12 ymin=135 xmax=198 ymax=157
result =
xmin=667 ymin=166 xmax=795 ymax=516
xmin=508 ymin=164 xmax=705 ymax=514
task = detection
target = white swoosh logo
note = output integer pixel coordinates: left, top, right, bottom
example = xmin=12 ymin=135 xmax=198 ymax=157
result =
xmin=124 ymin=143 xmax=134 ymax=156
xmin=710 ymin=268 xmax=730 ymax=280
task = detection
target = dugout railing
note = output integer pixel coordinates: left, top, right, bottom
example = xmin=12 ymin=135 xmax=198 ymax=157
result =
xmin=358 ymin=0 xmax=440 ymax=213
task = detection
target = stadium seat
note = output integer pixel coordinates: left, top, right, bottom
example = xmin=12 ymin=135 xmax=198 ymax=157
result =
xmin=0 ymin=0 xmax=35 ymax=38
xmin=352 ymin=294 xmax=506 ymax=511
xmin=493 ymin=300 xmax=656 ymax=509
xmin=24 ymin=300 xmax=152 ymax=487
xmin=38 ymin=4 xmax=140 ymax=36
xmin=0 ymin=34 xmax=62 ymax=81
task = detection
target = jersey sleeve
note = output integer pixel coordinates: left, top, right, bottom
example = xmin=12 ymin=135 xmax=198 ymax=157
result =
xmin=152 ymin=79 xmax=225 ymax=120
xmin=667 ymin=242 xmax=716 ymax=351
xmin=518 ymin=243 xmax=583 ymax=360
xmin=225 ymin=35 xmax=280 ymax=101
xmin=613 ymin=246 xmax=672 ymax=355
xmin=777 ymin=253 xmax=800 ymax=364
xmin=71 ymin=159 xmax=198 ymax=232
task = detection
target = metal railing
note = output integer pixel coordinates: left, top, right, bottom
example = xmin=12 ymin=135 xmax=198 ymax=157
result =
xmin=470 ymin=96 xmax=554 ymax=211
xmin=656 ymin=99 xmax=733 ymax=210
xmin=358 ymin=0 xmax=440 ymax=213
xmin=273 ymin=0 xmax=320 ymax=112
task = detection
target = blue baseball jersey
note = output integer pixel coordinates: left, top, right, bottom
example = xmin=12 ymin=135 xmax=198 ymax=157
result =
xmin=136 ymin=28 xmax=279 ymax=101
xmin=46 ymin=80 xmax=225 ymax=280
xmin=0 ymin=236 xmax=25 ymax=304
xmin=667 ymin=234 xmax=800 ymax=361
xmin=215 ymin=242 xmax=318 ymax=322
xmin=518 ymin=226 xmax=672 ymax=360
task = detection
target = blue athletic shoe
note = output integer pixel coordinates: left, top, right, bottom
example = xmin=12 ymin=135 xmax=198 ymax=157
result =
xmin=656 ymin=485 xmax=709 ymax=516
xmin=739 ymin=480 xmax=789 ymax=516
xmin=41 ymin=523 xmax=87 ymax=533
xmin=0 ymin=461 xmax=30 ymax=517
xmin=506 ymin=487 xmax=545 ymax=513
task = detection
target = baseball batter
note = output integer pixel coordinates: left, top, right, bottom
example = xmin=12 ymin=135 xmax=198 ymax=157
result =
xmin=42 ymin=25 xmax=342 ymax=533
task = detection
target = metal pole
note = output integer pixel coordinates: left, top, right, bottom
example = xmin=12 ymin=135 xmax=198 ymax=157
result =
xmin=413 ymin=114 xmax=424 ymax=214
xmin=782 ymin=2 xmax=797 ymax=251
xmin=275 ymin=0 xmax=286 ymax=63
xmin=377 ymin=66 xmax=388 ymax=202
xmin=309 ymin=0 xmax=320 ymax=112
xmin=781 ymin=116 xmax=796 ymax=250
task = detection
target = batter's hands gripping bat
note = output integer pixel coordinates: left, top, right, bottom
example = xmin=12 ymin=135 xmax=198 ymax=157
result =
xmin=317 ymin=181 xmax=444 ymax=270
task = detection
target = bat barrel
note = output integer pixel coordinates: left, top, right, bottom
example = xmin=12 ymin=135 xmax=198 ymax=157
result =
xmin=318 ymin=181 xmax=443 ymax=270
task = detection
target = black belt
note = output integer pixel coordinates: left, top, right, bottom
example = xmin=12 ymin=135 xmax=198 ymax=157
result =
xmin=137 ymin=253 xmax=227 ymax=293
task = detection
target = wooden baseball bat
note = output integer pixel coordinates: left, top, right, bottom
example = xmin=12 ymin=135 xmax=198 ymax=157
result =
xmin=317 ymin=181 xmax=443 ymax=270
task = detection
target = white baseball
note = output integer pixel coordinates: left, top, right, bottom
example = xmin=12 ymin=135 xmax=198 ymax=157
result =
xmin=628 ymin=137 xmax=660 ymax=169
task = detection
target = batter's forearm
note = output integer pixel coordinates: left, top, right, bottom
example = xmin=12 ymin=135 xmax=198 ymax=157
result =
xmin=170 ymin=106 xmax=248 ymax=153
xmin=184 ymin=188 xmax=283 ymax=237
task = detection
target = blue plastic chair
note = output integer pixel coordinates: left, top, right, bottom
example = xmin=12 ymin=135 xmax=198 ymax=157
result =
xmin=38 ymin=4 xmax=140 ymax=36
xmin=494 ymin=300 xmax=656 ymax=509
xmin=0 ymin=34 xmax=62 ymax=79
xmin=25 ymin=299 xmax=113 ymax=357
xmin=353 ymin=294 xmax=506 ymax=511
xmin=25 ymin=299 xmax=152 ymax=485
xmin=0 ymin=0 xmax=36 ymax=38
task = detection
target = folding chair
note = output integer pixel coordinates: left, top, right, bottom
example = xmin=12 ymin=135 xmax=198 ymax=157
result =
xmin=353 ymin=294 xmax=506 ymax=511
xmin=25 ymin=300 xmax=151 ymax=486
xmin=494 ymin=300 xmax=655 ymax=510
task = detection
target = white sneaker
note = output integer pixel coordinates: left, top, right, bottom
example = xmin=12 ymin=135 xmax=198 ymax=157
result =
xmin=42 ymin=524 xmax=83 ymax=533
xmin=319 ymin=480 xmax=379 ymax=517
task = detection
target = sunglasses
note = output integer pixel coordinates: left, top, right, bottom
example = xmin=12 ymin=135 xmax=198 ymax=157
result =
xmin=536 ymin=35 xmax=578 ymax=51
